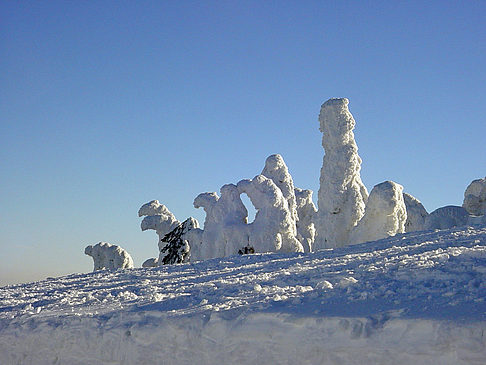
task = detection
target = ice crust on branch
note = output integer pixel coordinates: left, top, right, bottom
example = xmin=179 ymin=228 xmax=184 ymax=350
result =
xmin=463 ymin=177 xmax=486 ymax=216
xmin=237 ymin=175 xmax=304 ymax=253
xmin=403 ymin=193 xmax=428 ymax=232
xmin=350 ymin=181 xmax=407 ymax=244
xmin=315 ymin=98 xmax=368 ymax=249
xmin=84 ymin=242 xmax=134 ymax=271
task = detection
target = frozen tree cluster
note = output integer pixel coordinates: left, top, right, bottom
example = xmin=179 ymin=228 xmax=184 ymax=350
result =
xmin=85 ymin=242 xmax=134 ymax=271
xmin=137 ymin=97 xmax=485 ymax=266
xmin=139 ymin=154 xmax=314 ymax=265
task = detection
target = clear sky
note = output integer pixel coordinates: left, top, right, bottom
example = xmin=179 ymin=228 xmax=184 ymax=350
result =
xmin=1 ymin=1 xmax=485 ymax=286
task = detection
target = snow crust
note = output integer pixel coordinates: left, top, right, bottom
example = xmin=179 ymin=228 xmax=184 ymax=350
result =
xmin=315 ymin=98 xmax=369 ymax=249
xmin=350 ymin=181 xmax=407 ymax=244
xmin=84 ymin=242 xmax=134 ymax=271
xmin=463 ymin=177 xmax=486 ymax=216
xmin=2 ymin=226 xmax=486 ymax=364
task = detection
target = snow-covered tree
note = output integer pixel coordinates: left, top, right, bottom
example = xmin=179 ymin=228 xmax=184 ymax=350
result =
xmin=315 ymin=98 xmax=368 ymax=249
xmin=237 ymin=175 xmax=304 ymax=253
xmin=463 ymin=177 xmax=486 ymax=216
xmin=403 ymin=192 xmax=428 ymax=232
xmin=84 ymin=242 xmax=134 ymax=271
xmin=350 ymin=181 xmax=407 ymax=244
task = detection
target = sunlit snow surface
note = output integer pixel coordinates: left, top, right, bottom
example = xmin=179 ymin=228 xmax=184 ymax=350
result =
xmin=1 ymin=226 xmax=486 ymax=364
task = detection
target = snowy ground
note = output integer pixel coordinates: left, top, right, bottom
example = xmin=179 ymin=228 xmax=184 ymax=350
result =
xmin=1 ymin=226 xmax=486 ymax=364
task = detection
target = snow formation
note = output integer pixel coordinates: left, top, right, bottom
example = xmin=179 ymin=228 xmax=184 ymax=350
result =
xmin=141 ymin=257 xmax=158 ymax=268
xmin=315 ymin=98 xmax=369 ymax=249
xmin=3 ymin=226 xmax=486 ymax=364
xmin=463 ymin=177 xmax=486 ymax=216
xmin=139 ymin=200 xmax=180 ymax=239
xmin=84 ymin=242 xmax=134 ymax=271
xmin=424 ymin=205 xmax=470 ymax=230
xmin=192 ymin=184 xmax=249 ymax=260
xmin=350 ymin=181 xmax=407 ymax=244
xmin=403 ymin=192 xmax=428 ymax=232
xmin=237 ymin=175 xmax=304 ymax=253
xmin=261 ymin=154 xmax=298 ymax=223
xmin=294 ymin=187 xmax=317 ymax=252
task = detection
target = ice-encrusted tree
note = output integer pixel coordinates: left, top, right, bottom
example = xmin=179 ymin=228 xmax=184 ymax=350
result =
xmin=237 ymin=175 xmax=304 ymax=253
xmin=463 ymin=177 xmax=486 ymax=216
xmin=84 ymin=242 xmax=134 ymax=271
xmin=315 ymin=98 xmax=368 ymax=249
xmin=294 ymin=187 xmax=317 ymax=252
xmin=260 ymin=154 xmax=315 ymax=252
xmin=192 ymin=184 xmax=249 ymax=260
xmin=403 ymin=192 xmax=428 ymax=232
xmin=350 ymin=181 xmax=407 ymax=244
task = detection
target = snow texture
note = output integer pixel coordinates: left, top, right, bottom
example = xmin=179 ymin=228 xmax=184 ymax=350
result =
xmin=84 ymin=242 xmax=134 ymax=271
xmin=315 ymin=98 xmax=369 ymax=249
xmin=424 ymin=205 xmax=470 ymax=230
xmin=294 ymin=187 xmax=317 ymax=252
xmin=350 ymin=181 xmax=407 ymax=245
xmin=2 ymin=226 xmax=486 ymax=364
xmin=403 ymin=192 xmax=428 ymax=232
xmin=463 ymin=177 xmax=486 ymax=216
xmin=238 ymin=175 xmax=304 ymax=253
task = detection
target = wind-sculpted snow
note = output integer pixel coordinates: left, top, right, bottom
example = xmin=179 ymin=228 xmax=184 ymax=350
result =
xmin=2 ymin=227 xmax=486 ymax=364
xmin=350 ymin=181 xmax=407 ymax=244
xmin=84 ymin=242 xmax=134 ymax=271
xmin=315 ymin=98 xmax=369 ymax=249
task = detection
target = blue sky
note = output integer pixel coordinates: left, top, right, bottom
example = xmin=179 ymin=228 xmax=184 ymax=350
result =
xmin=1 ymin=1 xmax=485 ymax=285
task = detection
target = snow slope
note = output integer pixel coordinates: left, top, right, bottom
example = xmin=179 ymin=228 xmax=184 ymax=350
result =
xmin=1 ymin=226 xmax=486 ymax=364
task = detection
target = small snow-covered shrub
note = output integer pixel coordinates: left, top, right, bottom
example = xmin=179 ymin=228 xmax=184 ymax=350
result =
xmin=85 ymin=242 xmax=134 ymax=271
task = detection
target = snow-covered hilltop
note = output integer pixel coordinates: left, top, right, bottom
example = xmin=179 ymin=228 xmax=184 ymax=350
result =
xmin=1 ymin=226 xmax=486 ymax=364
xmin=137 ymin=98 xmax=486 ymax=266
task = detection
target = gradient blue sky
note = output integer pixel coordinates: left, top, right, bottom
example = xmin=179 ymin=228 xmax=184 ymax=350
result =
xmin=1 ymin=1 xmax=485 ymax=286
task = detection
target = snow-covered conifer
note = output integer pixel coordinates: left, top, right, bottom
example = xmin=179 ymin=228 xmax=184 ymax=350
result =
xmin=403 ymin=192 xmax=428 ymax=232
xmin=315 ymin=98 xmax=368 ymax=248
xmin=237 ymin=175 xmax=303 ymax=253
xmin=463 ymin=177 xmax=486 ymax=216
xmin=350 ymin=181 xmax=407 ymax=245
